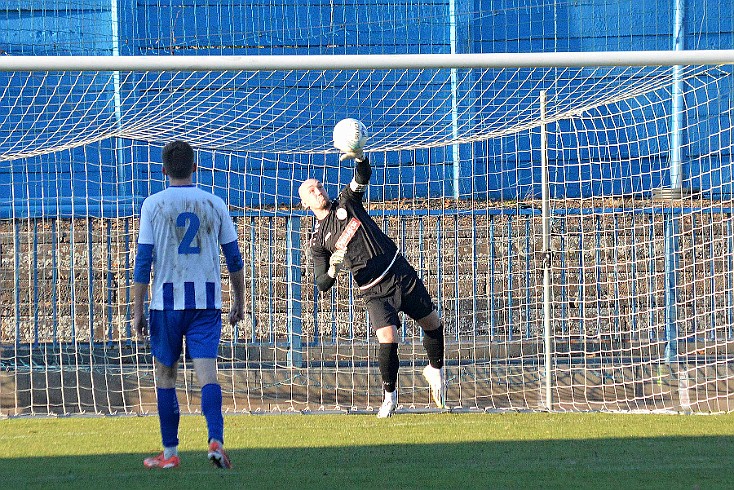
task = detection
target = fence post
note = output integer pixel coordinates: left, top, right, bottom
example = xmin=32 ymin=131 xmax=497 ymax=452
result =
xmin=287 ymin=216 xmax=303 ymax=368
xmin=13 ymin=220 xmax=21 ymax=348
xmin=664 ymin=212 xmax=680 ymax=362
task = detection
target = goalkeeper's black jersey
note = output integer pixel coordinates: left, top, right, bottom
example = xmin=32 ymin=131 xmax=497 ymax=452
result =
xmin=308 ymin=185 xmax=398 ymax=290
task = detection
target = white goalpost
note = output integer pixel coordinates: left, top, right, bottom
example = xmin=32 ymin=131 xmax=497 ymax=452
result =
xmin=3 ymin=51 xmax=734 ymax=416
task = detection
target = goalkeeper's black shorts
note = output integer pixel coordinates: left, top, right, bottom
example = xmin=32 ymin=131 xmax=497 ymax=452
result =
xmin=361 ymin=254 xmax=436 ymax=330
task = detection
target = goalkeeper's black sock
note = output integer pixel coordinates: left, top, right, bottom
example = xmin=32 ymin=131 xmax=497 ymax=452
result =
xmin=422 ymin=324 xmax=445 ymax=369
xmin=378 ymin=342 xmax=399 ymax=393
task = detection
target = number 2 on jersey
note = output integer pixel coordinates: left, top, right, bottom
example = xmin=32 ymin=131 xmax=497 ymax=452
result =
xmin=177 ymin=212 xmax=201 ymax=254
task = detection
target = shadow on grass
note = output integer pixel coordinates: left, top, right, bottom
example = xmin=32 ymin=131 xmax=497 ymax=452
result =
xmin=2 ymin=435 xmax=731 ymax=489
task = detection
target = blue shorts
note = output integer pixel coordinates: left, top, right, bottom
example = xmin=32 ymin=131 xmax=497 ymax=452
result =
xmin=149 ymin=309 xmax=222 ymax=367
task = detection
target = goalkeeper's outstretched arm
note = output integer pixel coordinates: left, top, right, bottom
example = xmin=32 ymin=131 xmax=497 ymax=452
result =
xmin=349 ymin=156 xmax=372 ymax=193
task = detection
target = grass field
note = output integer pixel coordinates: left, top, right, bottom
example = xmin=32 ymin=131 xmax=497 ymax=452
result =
xmin=2 ymin=412 xmax=734 ymax=489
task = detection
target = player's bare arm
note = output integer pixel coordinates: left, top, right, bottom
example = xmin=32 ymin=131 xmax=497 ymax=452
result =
xmin=228 ymin=268 xmax=246 ymax=326
xmin=132 ymin=282 xmax=149 ymax=337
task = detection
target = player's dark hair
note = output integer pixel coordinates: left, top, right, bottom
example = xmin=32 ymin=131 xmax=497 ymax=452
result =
xmin=162 ymin=140 xmax=195 ymax=179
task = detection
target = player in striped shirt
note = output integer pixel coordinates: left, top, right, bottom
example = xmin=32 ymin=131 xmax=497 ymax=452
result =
xmin=132 ymin=141 xmax=245 ymax=469
xmin=298 ymin=150 xmax=446 ymax=418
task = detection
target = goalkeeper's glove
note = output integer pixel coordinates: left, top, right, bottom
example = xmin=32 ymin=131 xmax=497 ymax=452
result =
xmin=339 ymin=147 xmax=365 ymax=162
xmin=327 ymin=248 xmax=347 ymax=278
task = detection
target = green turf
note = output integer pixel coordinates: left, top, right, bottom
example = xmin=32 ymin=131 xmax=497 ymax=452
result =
xmin=2 ymin=412 xmax=733 ymax=489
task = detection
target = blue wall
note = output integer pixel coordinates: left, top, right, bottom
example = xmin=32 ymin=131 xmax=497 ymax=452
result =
xmin=1 ymin=0 xmax=733 ymax=218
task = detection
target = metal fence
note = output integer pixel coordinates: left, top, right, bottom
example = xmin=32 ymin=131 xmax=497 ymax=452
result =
xmin=4 ymin=204 xmax=733 ymax=352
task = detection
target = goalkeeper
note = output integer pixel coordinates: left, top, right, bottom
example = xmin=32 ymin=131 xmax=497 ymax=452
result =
xmin=298 ymin=149 xmax=446 ymax=418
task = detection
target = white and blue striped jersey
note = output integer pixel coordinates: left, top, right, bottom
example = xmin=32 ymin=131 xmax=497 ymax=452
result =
xmin=136 ymin=185 xmax=238 ymax=311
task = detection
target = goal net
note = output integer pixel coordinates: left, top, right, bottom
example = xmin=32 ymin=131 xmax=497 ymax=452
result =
xmin=2 ymin=54 xmax=734 ymax=415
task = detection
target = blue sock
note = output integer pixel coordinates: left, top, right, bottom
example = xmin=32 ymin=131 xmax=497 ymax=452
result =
xmin=156 ymin=387 xmax=180 ymax=449
xmin=201 ymin=383 xmax=224 ymax=444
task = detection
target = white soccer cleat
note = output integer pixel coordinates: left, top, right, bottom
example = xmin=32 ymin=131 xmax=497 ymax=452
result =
xmin=377 ymin=392 xmax=397 ymax=418
xmin=422 ymin=365 xmax=446 ymax=409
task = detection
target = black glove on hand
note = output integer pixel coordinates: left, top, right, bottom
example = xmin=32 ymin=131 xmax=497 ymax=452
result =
xmin=354 ymin=157 xmax=372 ymax=185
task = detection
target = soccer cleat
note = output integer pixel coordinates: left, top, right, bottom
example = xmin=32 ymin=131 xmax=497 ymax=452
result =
xmin=208 ymin=440 xmax=232 ymax=469
xmin=422 ymin=365 xmax=446 ymax=409
xmin=377 ymin=392 xmax=397 ymax=418
xmin=143 ymin=452 xmax=180 ymax=469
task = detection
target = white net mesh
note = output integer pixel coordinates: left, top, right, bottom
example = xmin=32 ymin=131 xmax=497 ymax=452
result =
xmin=2 ymin=60 xmax=734 ymax=415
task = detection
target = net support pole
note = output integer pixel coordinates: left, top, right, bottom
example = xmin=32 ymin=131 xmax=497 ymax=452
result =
xmin=540 ymin=90 xmax=552 ymax=410
xmin=110 ymin=0 xmax=127 ymax=196
xmin=669 ymin=0 xmax=686 ymax=192
xmin=662 ymin=0 xmax=685 ymax=364
xmin=449 ymin=0 xmax=460 ymax=200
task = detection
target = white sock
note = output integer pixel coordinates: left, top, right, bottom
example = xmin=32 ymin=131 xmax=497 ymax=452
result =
xmin=163 ymin=446 xmax=178 ymax=459
xmin=384 ymin=390 xmax=397 ymax=403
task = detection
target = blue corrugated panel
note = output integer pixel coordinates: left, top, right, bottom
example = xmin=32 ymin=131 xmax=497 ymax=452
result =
xmin=0 ymin=2 xmax=113 ymax=55
xmin=0 ymin=142 xmax=134 ymax=218
xmin=132 ymin=0 xmax=449 ymax=55
xmin=2 ymin=0 xmax=734 ymax=217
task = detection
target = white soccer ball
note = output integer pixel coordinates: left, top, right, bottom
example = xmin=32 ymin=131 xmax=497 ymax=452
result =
xmin=333 ymin=118 xmax=368 ymax=152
